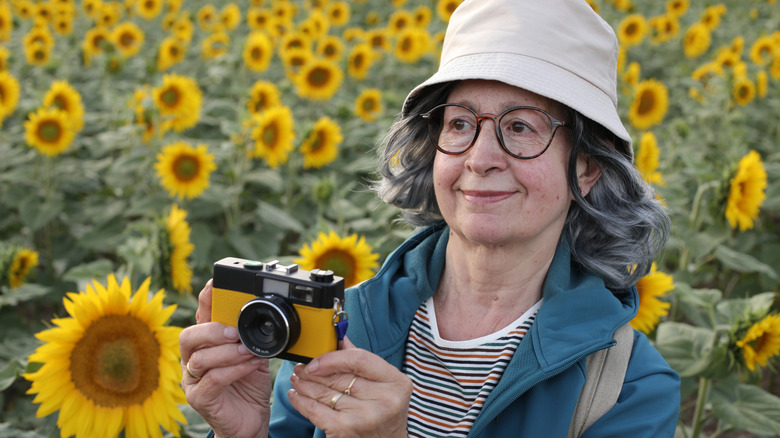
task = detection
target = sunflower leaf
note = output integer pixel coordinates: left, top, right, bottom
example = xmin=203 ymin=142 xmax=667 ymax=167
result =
xmin=711 ymin=382 xmax=780 ymax=435
xmin=654 ymin=321 xmax=719 ymax=378
xmin=714 ymin=245 xmax=778 ymax=280
xmin=0 ymin=360 xmax=20 ymax=392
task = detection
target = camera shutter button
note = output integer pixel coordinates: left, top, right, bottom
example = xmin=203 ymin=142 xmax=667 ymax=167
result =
xmin=310 ymin=269 xmax=334 ymax=282
xmin=244 ymin=261 xmax=264 ymax=270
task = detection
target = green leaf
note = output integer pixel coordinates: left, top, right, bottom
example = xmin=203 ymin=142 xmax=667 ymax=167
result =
xmin=62 ymin=259 xmax=115 ymax=283
xmin=0 ymin=284 xmax=51 ymax=309
xmin=255 ymin=201 xmax=304 ymax=233
xmin=714 ymin=245 xmax=778 ymax=280
xmin=672 ymin=282 xmax=722 ymax=328
xmin=711 ymin=383 xmax=780 ymax=435
xmin=18 ymin=196 xmax=64 ymax=231
xmin=0 ymin=360 xmax=20 ymax=391
xmin=654 ymin=322 xmax=720 ymax=378
xmin=715 ymin=292 xmax=777 ymax=324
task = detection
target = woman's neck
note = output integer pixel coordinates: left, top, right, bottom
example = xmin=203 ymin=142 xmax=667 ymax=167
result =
xmin=433 ymin=231 xmax=557 ymax=341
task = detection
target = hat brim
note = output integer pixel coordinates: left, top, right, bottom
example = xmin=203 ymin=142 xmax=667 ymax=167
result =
xmin=403 ymin=52 xmax=633 ymax=151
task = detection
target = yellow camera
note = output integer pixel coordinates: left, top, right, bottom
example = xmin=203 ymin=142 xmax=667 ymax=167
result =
xmin=211 ymin=257 xmax=345 ymax=363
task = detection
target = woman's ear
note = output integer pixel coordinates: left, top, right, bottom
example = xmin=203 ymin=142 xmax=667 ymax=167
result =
xmin=576 ymin=155 xmax=602 ymax=197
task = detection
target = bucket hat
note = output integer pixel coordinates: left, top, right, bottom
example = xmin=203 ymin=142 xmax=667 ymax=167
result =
xmin=402 ymin=0 xmax=633 ymax=155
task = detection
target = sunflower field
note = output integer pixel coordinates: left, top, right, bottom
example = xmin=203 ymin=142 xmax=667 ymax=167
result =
xmin=0 ymin=0 xmax=779 ymax=436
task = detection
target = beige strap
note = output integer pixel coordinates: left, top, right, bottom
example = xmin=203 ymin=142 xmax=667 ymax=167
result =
xmin=568 ymin=323 xmax=634 ymax=438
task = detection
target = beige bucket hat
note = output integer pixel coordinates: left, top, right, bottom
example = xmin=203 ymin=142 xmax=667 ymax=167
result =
xmin=403 ymin=0 xmax=633 ymax=154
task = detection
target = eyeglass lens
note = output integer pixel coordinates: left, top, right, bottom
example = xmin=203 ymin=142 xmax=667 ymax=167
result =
xmin=427 ymin=104 xmax=556 ymax=158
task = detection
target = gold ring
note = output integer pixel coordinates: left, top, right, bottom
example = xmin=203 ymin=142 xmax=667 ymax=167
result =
xmin=344 ymin=376 xmax=358 ymax=396
xmin=329 ymin=392 xmax=344 ymax=409
xmin=185 ymin=362 xmax=200 ymax=381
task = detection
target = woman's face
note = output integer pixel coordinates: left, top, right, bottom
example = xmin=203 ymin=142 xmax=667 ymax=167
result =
xmin=433 ymin=79 xmax=581 ymax=249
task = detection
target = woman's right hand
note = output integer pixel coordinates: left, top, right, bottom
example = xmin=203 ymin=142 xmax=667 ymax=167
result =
xmin=179 ymin=279 xmax=273 ymax=438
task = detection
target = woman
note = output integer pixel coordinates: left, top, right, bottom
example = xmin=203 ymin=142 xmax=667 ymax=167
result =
xmin=179 ymin=0 xmax=680 ymax=437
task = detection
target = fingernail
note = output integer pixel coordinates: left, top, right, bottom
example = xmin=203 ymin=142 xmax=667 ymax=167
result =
xmin=224 ymin=326 xmax=238 ymax=340
xmin=237 ymin=344 xmax=250 ymax=355
xmin=305 ymin=359 xmax=319 ymax=374
xmin=290 ymin=373 xmax=298 ymax=384
xmin=288 ymin=389 xmax=296 ymax=399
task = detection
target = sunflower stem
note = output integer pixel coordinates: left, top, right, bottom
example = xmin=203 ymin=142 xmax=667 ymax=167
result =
xmin=690 ymin=377 xmax=711 ymax=438
xmin=680 ymin=180 xmax=719 ymax=272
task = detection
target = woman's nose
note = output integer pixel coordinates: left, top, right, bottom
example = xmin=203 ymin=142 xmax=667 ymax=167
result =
xmin=464 ymin=119 xmax=508 ymax=174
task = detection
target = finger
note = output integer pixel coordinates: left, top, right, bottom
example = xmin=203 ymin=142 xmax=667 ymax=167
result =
xmin=197 ymin=279 xmax=214 ymax=324
xmin=288 ymin=388 xmax=352 ymax=432
xmin=186 ymin=356 xmax=268 ymax=398
xmin=293 ymin=362 xmax=357 ymax=394
xmin=340 ymin=336 xmax=357 ymax=350
xmin=179 ymin=322 xmax=240 ymax=364
xmin=184 ymin=341 xmax=256 ymax=381
xmin=305 ymin=348 xmax=400 ymax=383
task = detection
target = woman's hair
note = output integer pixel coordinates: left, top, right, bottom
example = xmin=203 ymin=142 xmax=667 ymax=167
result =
xmin=373 ymin=82 xmax=670 ymax=289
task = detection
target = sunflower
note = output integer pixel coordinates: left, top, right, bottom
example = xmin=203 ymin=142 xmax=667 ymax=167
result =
xmin=630 ymin=262 xmax=673 ymax=334
xmin=7 ymin=248 xmax=39 ymax=288
xmin=0 ymin=71 xmax=21 ymax=120
xmin=201 ymin=31 xmax=230 ymax=60
xmin=0 ymin=3 xmax=12 ymax=41
xmin=172 ymin=15 xmax=194 ymax=43
xmin=196 ymin=4 xmax=218 ymax=31
xmin=617 ymin=14 xmax=648 ymax=47
xmin=133 ymin=0 xmax=160 ymax=19
xmin=247 ymin=7 xmax=273 ymax=31
xmin=736 ymin=314 xmax=780 ymax=371
xmin=725 ymin=150 xmax=767 ymax=231
xmin=152 ymin=74 xmax=202 ymax=132
xmin=81 ymin=0 xmax=102 ymax=18
xmin=436 ymin=0 xmax=462 ymax=23
xmin=0 ymin=45 xmax=10 ymax=70
xmin=731 ymin=77 xmax=756 ymax=106
xmin=243 ymin=31 xmax=274 ymax=72
xmin=246 ymin=80 xmax=282 ymax=115
xmin=280 ymin=47 xmax=312 ymax=80
xmin=326 ymin=1 xmax=349 ymax=27
xmin=42 ymin=80 xmax=85 ymax=133
xmin=749 ymin=35 xmax=775 ymax=67
xmin=294 ymin=58 xmax=343 ymax=100
xmin=757 ymin=71 xmax=768 ymax=98
xmin=294 ymin=231 xmax=379 ymax=288
xmin=771 ymin=48 xmax=780 ymax=80
xmin=635 ymin=132 xmax=665 ymax=186
xmin=157 ymin=37 xmax=186 ymax=71
xmin=164 ymin=204 xmax=194 ymax=294
xmin=83 ymin=26 xmax=112 ymax=66
xmin=110 ymin=21 xmax=145 ymax=58
xmin=665 ymin=0 xmax=689 ymax=17
xmin=220 ymin=3 xmax=241 ymax=30
xmin=627 ymin=79 xmax=669 ymax=131
xmin=365 ymin=28 xmax=390 ymax=53
xmin=23 ymin=274 xmax=187 ymax=438
xmin=394 ymin=27 xmax=430 ymax=63
xmin=52 ymin=14 xmax=74 ymax=35
xmin=299 ymin=10 xmax=329 ymax=41
xmin=249 ymin=105 xmax=296 ymax=168
xmin=621 ymin=62 xmax=640 ymax=90
xmin=300 ymin=117 xmax=342 ymax=169
xmin=155 ymin=141 xmax=216 ymax=200
xmin=649 ymin=14 xmax=679 ymax=45
xmin=24 ymin=107 xmax=76 ymax=156
xmin=683 ymin=23 xmax=711 ymax=58
xmin=354 ymin=88 xmax=382 ymax=122
xmin=413 ymin=5 xmax=433 ymax=27
xmin=700 ymin=5 xmax=726 ymax=31
xmin=347 ymin=43 xmax=374 ymax=80
xmin=387 ymin=9 xmax=413 ymax=36
xmin=96 ymin=3 xmax=121 ymax=27
xmin=316 ymin=35 xmax=344 ymax=62
xmin=24 ymin=41 xmax=51 ymax=67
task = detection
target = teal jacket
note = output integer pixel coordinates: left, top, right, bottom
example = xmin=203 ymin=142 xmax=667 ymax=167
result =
xmin=268 ymin=223 xmax=680 ymax=437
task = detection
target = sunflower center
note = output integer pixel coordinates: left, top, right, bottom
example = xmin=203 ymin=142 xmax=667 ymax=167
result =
xmin=161 ymin=87 xmax=181 ymax=107
xmin=34 ymin=48 xmax=46 ymax=60
xmin=120 ymin=32 xmax=135 ymax=48
xmin=173 ymin=154 xmax=200 ymax=181
xmin=251 ymin=47 xmax=262 ymax=60
xmin=70 ymin=314 xmax=160 ymax=407
xmin=353 ymin=53 xmax=365 ymax=69
xmin=626 ymin=23 xmax=637 ymax=36
xmin=52 ymin=95 xmax=69 ymax=111
xmin=309 ymin=131 xmax=325 ymax=152
xmin=637 ymin=90 xmax=656 ymax=115
xmin=38 ymin=120 xmax=63 ymax=143
xmin=307 ymin=66 xmax=331 ymax=87
xmin=262 ymin=123 xmax=279 ymax=147
xmin=317 ymin=250 xmax=356 ymax=285
xmin=362 ymin=98 xmax=375 ymax=111
xmin=254 ymin=94 xmax=267 ymax=111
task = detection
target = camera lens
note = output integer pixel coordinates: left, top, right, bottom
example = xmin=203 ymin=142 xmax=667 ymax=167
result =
xmin=237 ymin=296 xmax=300 ymax=358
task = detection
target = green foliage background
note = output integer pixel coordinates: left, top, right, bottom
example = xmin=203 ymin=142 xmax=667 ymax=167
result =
xmin=1 ymin=0 xmax=779 ymax=437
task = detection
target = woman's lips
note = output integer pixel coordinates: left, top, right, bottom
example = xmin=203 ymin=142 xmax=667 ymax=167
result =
xmin=460 ymin=190 xmax=514 ymax=204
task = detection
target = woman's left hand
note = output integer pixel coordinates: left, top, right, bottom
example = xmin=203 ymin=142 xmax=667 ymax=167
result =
xmin=288 ymin=337 xmax=412 ymax=438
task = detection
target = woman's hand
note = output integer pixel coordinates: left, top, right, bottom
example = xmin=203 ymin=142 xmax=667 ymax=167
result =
xmin=288 ymin=338 xmax=413 ymax=438
xmin=179 ymin=279 xmax=273 ymax=438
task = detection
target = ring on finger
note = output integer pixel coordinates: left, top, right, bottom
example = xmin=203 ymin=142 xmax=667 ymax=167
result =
xmin=185 ymin=362 xmax=200 ymax=381
xmin=330 ymin=392 xmax=345 ymax=409
xmin=344 ymin=376 xmax=358 ymax=396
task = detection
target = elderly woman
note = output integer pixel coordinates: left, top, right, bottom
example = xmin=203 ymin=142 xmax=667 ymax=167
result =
xmin=179 ymin=0 xmax=680 ymax=436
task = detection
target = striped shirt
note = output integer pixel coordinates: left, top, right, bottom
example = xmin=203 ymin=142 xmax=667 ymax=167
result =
xmin=403 ymin=298 xmax=542 ymax=437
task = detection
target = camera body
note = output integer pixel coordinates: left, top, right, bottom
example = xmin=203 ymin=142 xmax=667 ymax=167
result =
xmin=211 ymin=257 xmax=345 ymax=363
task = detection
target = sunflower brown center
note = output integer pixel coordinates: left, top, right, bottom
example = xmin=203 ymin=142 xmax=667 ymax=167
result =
xmin=362 ymin=98 xmax=376 ymax=111
xmin=161 ymin=87 xmax=181 ymax=107
xmin=317 ymin=250 xmax=356 ymax=286
xmin=38 ymin=120 xmax=63 ymax=142
xmin=251 ymin=47 xmax=262 ymax=60
xmin=626 ymin=23 xmax=637 ymax=36
xmin=120 ymin=32 xmax=135 ymax=48
xmin=263 ymin=123 xmax=278 ymax=147
xmin=53 ymin=95 xmax=69 ymax=111
xmin=309 ymin=130 xmax=325 ymax=152
xmin=307 ymin=66 xmax=331 ymax=87
xmin=173 ymin=154 xmax=200 ymax=181
xmin=353 ymin=53 xmax=365 ymax=69
xmin=637 ymin=90 xmax=655 ymax=115
xmin=400 ymin=37 xmax=412 ymax=52
xmin=70 ymin=314 xmax=160 ymax=407
xmin=254 ymin=94 xmax=267 ymax=111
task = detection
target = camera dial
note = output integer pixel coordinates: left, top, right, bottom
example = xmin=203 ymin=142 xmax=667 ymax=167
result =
xmin=237 ymin=295 xmax=301 ymax=358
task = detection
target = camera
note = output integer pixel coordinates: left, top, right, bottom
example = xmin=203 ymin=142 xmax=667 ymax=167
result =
xmin=211 ymin=257 xmax=345 ymax=363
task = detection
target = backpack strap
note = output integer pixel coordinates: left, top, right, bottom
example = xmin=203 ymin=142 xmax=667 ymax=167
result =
xmin=567 ymin=323 xmax=634 ymax=438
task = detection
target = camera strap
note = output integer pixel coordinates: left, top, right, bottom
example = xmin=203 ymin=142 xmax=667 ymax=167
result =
xmin=332 ymin=298 xmax=349 ymax=342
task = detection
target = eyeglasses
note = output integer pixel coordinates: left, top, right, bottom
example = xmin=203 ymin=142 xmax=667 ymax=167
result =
xmin=420 ymin=103 xmax=568 ymax=160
